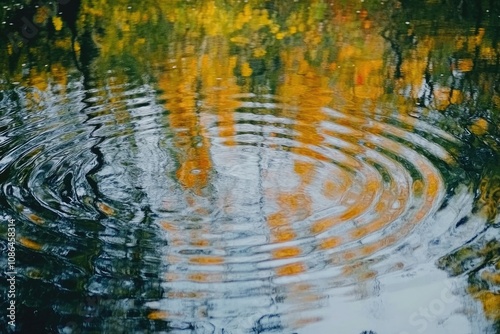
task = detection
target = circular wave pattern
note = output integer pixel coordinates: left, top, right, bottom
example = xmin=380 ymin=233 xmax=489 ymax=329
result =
xmin=145 ymin=94 xmax=462 ymax=328
xmin=0 ymin=84 xmax=464 ymax=332
xmin=159 ymin=102 xmax=455 ymax=270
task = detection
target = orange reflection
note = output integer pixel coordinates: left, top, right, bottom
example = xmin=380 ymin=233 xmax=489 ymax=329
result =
xmin=199 ymin=41 xmax=242 ymax=147
xmin=318 ymin=236 xmax=341 ymax=250
xmin=473 ymin=291 xmax=500 ymax=321
xmin=97 ymin=202 xmax=115 ymax=216
xmin=147 ymin=310 xmax=169 ymax=320
xmin=19 ymin=237 xmax=43 ymax=251
xmin=27 ymin=213 xmax=45 ymax=225
xmin=272 ymin=247 xmax=302 ymax=259
xmin=265 ymin=47 xmax=335 ymax=278
xmin=276 ymin=263 xmax=305 ymax=277
xmin=158 ymin=55 xmax=212 ymax=195
xmin=189 ymin=256 xmax=224 ymax=265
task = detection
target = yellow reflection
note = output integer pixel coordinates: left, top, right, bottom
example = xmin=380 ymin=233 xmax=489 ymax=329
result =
xmin=477 ymin=174 xmax=500 ymax=222
xmin=318 ymin=237 xmax=341 ymax=250
xmin=276 ymin=263 xmax=305 ymax=277
xmin=473 ymin=291 xmax=500 ymax=321
xmin=160 ymin=221 xmax=177 ymax=232
xmin=199 ymin=44 xmax=241 ymax=147
xmin=273 ymin=229 xmax=297 ymax=242
xmin=97 ymin=202 xmax=115 ymax=216
xmin=19 ymin=237 xmax=42 ymax=251
xmin=27 ymin=214 xmax=45 ymax=225
xmin=159 ymin=56 xmax=212 ymax=195
xmin=188 ymin=273 xmax=217 ymax=282
xmin=310 ymin=218 xmax=337 ymax=235
xmin=189 ymin=256 xmax=224 ymax=265
xmin=469 ymin=118 xmax=489 ymax=136
xmin=147 ymin=310 xmax=169 ymax=320
xmin=272 ymin=247 xmax=302 ymax=259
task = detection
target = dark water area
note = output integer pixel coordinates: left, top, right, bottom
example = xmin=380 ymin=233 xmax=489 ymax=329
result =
xmin=0 ymin=0 xmax=499 ymax=333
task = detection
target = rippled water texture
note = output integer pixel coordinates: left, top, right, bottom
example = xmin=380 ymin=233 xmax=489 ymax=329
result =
xmin=1 ymin=1 xmax=500 ymax=333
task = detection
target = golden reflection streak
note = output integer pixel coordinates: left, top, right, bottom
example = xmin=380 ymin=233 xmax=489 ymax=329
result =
xmin=156 ymin=37 xmax=247 ymax=315
xmin=19 ymin=237 xmax=43 ymax=251
xmin=269 ymin=48 xmax=337 ymax=277
xmin=158 ymin=55 xmax=212 ymax=195
xmin=200 ymin=39 xmax=242 ymax=147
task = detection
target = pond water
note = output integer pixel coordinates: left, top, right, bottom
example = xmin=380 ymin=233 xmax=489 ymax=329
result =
xmin=0 ymin=1 xmax=499 ymax=333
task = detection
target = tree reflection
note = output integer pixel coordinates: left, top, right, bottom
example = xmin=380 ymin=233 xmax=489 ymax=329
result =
xmin=0 ymin=0 xmax=499 ymax=332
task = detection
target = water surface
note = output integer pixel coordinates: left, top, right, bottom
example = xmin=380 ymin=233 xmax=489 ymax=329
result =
xmin=0 ymin=1 xmax=499 ymax=333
